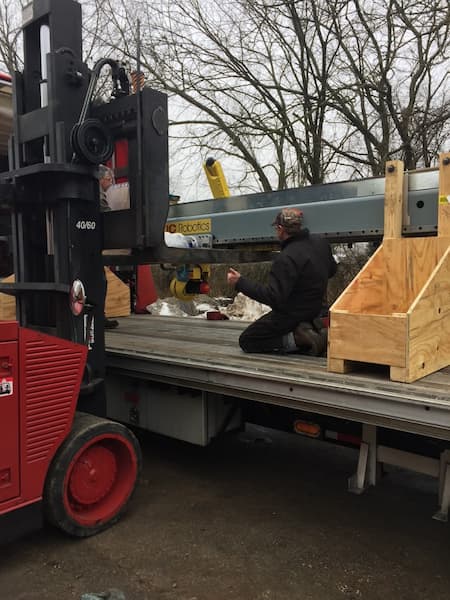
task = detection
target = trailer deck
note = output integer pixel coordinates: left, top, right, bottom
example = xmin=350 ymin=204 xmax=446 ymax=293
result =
xmin=105 ymin=315 xmax=450 ymax=441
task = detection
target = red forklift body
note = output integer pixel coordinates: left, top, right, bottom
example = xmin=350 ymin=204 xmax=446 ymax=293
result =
xmin=0 ymin=321 xmax=87 ymax=532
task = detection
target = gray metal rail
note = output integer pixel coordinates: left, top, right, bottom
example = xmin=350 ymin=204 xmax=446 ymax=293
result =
xmin=167 ymin=169 xmax=439 ymax=244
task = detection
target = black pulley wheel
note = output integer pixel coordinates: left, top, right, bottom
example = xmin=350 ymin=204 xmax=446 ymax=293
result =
xmin=71 ymin=118 xmax=114 ymax=165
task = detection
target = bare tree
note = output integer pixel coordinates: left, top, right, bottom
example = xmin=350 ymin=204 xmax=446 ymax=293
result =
xmin=0 ymin=0 xmax=23 ymax=72
xmin=2 ymin=0 xmax=448 ymax=192
xmin=89 ymin=0 xmax=448 ymax=190
xmin=86 ymin=0 xmax=349 ymax=191
xmin=323 ymin=0 xmax=450 ymax=174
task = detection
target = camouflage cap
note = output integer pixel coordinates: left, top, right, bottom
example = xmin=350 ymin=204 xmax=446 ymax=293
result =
xmin=272 ymin=207 xmax=304 ymax=232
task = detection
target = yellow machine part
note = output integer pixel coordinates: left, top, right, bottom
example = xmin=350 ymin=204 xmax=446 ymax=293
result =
xmin=201 ymin=158 xmax=228 ymax=294
xmin=169 ymin=278 xmax=197 ymax=301
xmin=170 ymin=264 xmax=211 ymax=301
xmin=203 ymin=158 xmax=230 ymax=199
xmin=190 ymin=264 xmax=211 ymax=280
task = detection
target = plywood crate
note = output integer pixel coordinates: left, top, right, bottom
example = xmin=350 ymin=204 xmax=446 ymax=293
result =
xmin=328 ymin=153 xmax=450 ymax=383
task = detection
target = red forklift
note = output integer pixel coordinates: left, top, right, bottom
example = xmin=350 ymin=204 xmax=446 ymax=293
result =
xmin=0 ymin=0 xmax=171 ymax=541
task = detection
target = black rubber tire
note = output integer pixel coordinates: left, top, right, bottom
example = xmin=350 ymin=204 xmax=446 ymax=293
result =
xmin=43 ymin=412 xmax=142 ymax=537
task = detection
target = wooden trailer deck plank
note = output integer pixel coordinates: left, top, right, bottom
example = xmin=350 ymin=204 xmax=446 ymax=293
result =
xmin=104 ymin=315 xmax=450 ymax=440
xmin=105 ymin=315 xmax=450 ymax=404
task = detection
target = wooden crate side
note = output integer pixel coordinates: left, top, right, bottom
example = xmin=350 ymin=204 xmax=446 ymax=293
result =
xmin=384 ymin=160 xmax=404 ymax=239
xmin=406 ymin=245 xmax=450 ymax=381
xmin=382 ymin=238 xmax=407 ymax=313
xmin=105 ymin=268 xmax=131 ymax=318
xmin=438 ymin=152 xmax=450 ymax=237
xmin=333 ymin=237 xmax=442 ymax=317
xmin=409 ymin=244 xmax=450 ymax=326
xmin=328 ymin=312 xmax=407 ymax=368
xmin=389 ymin=366 xmax=409 ymax=383
xmin=0 ymin=274 xmax=16 ymax=321
xmin=327 ymin=357 xmax=358 ymax=373
xmin=438 ymin=236 xmax=450 ymax=258
xmin=385 ymin=237 xmax=441 ymax=313
xmin=438 ymin=204 xmax=450 ymax=238
xmin=331 ymin=244 xmax=388 ymax=314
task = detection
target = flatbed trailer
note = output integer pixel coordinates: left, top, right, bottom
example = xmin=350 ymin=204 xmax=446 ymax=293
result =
xmin=104 ymin=315 xmax=450 ymax=521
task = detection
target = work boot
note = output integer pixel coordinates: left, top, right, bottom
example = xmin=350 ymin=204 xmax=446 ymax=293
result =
xmin=312 ymin=316 xmax=325 ymax=332
xmin=294 ymin=322 xmax=326 ymax=356
xmin=104 ymin=316 xmax=119 ymax=329
xmin=317 ymin=327 xmax=328 ymax=357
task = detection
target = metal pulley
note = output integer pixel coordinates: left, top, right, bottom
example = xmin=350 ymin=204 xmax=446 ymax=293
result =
xmin=70 ymin=118 xmax=113 ymax=165
xmin=70 ymin=58 xmax=129 ymax=164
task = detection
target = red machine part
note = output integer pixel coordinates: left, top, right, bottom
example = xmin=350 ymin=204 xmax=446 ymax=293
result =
xmin=18 ymin=326 xmax=87 ymax=503
xmin=0 ymin=321 xmax=141 ymax=538
xmin=0 ymin=322 xmax=86 ymax=516
xmin=199 ymin=281 xmax=210 ymax=294
xmin=108 ymin=139 xmax=129 ymax=183
xmin=44 ymin=413 xmax=141 ymax=537
xmin=0 ymin=324 xmax=20 ymax=504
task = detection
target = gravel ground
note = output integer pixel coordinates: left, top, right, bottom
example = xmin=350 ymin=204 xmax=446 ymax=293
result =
xmin=1 ymin=426 xmax=449 ymax=600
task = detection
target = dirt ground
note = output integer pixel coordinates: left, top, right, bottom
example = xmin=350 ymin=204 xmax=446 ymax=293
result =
xmin=1 ymin=426 xmax=450 ymax=600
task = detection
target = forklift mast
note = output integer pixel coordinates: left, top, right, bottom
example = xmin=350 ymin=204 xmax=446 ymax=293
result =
xmin=0 ymin=0 xmax=169 ymax=411
xmin=0 ymin=0 xmax=168 ymax=540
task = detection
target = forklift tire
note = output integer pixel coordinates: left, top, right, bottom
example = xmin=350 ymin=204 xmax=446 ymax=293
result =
xmin=43 ymin=412 xmax=142 ymax=537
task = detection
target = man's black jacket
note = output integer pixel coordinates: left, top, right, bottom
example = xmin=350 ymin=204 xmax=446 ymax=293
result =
xmin=235 ymin=229 xmax=337 ymax=322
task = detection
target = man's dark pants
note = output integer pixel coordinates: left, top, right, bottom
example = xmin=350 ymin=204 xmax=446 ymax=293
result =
xmin=239 ymin=311 xmax=302 ymax=353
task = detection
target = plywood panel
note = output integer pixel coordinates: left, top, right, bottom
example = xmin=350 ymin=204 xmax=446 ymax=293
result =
xmin=438 ymin=204 xmax=450 ymax=238
xmin=390 ymin=366 xmax=411 ymax=383
xmin=382 ymin=239 xmax=406 ymax=313
xmin=438 ymin=152 xmax=450 ymax=237
xmin=328 ymin=312 xmax=407 ymax=368
xmin=332 ymin=245 xmax=387 ymax=314
xmin=0 ymin=274 xmax=16 ymax=321
xmin=383 ymin=237 xmax=440 ymax=313
xmin=105 ymin=268 xmax=131 ymax=318
xmin=335 ymin=237 xmax=442 ymax=318
xmin=409 ymin=248 xmax=450 ymax=330
xmin=333 ymin=240 xmax=423 ymax=316
xmin=384 ymin=160 xmax=404 ymax=239
xmin=407 ymin=246 xmax=450 ymax=381
xmin=438 ymin=236 xmax=450 ymax=258
xmin=327 ymin=357 xmax=355 ymax=373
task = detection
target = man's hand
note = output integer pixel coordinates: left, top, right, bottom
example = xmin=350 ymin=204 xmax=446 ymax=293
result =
xmin=227 ymin=267 xmax=241 ymax=286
